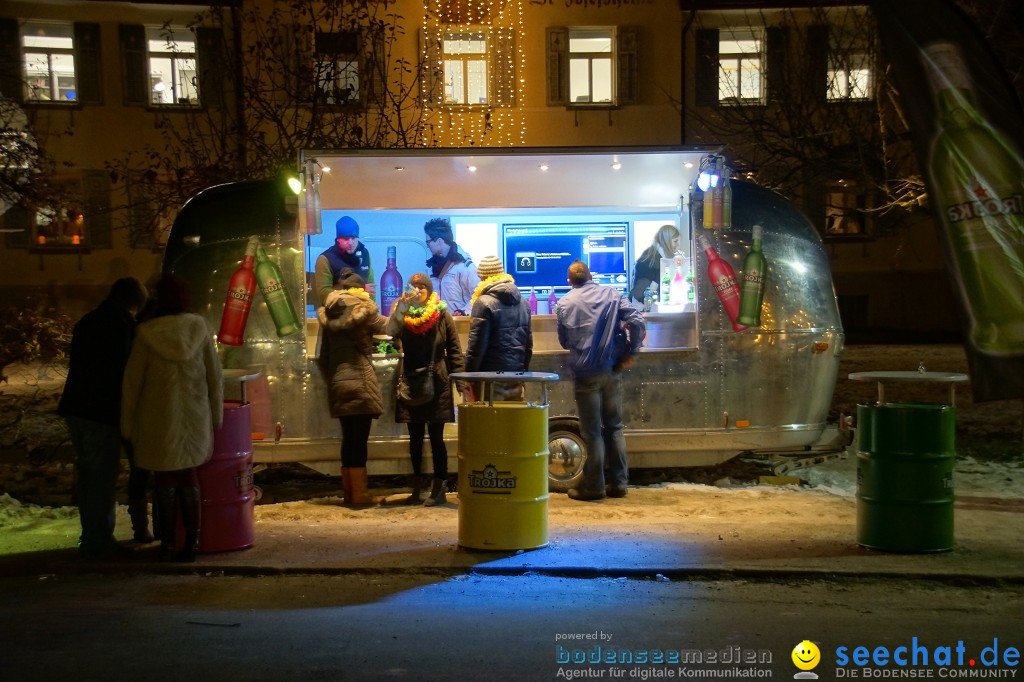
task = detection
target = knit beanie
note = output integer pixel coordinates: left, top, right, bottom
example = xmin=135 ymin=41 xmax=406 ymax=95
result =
xmin=335 ymin=215 xmax=359 ymax=238
xmin=408 ymin=272 xmax=433 ymax=296
xmin=477 ymin=255 xmax=505 ymax=279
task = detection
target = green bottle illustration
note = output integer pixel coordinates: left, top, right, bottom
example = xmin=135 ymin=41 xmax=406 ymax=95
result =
xmin=255 ymin=244 xmax=301 ymax=337
xmin=736 ymin=224 xmax=767 ymax=327
xmin=923 ymin=42 xmax=1024 ymax=354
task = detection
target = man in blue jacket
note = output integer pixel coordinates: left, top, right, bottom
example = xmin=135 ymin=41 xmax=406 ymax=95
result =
xmin=556 ymin=260 xmax=645 ymax=501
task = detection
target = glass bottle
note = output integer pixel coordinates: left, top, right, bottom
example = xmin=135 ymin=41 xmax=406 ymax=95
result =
xmin=698 ymin=234 xmax=747 ymax=332
xmin=712 ymin=158 xmax=725 ymax=229
xmin=721 ymin=166 xmax=733 ymax=229
xmin=547 ymin=288 xmax=558 ymax=313
xmin=922 ymin=42 xmax=1024 ymax=353
xmin=218 ymin=236 xmax=259 ymax=346
xmin=255 ymin=244 xmax=301 ymax=337
xmin=528 ymin=287 xmax=538 ymax=315
xmin=736 ymin=225 xmax=767 ymax=327
xmin=670 ymin=257 xmax=686 ymax=305
xmin=379 ymin=246 xmax=403 ymax=316
xmin=660 ymin=260 xmax=672 ymax=303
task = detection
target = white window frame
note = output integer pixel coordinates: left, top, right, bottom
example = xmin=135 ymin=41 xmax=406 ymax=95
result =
xmin=568 ymin=28 xmax=613 ymax=104
xmin=827 ymin=29 xmax=873 ymax=101
xmin=146 ymin=26 xmax=199 ymax=106
xmin=717 ymin=27 xmax=764 ymax=105
xmin=442 ymin=30 xmax=488 ymax=106
xmin=22 ymin=21 xmax=77 ymax=103
xmin=315 ymin=31 xmax=361 ymax=105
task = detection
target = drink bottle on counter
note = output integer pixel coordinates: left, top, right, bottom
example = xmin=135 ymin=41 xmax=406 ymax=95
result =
xmin=379 ymin=246 xmax=403 ymax=316
xmin=528 ymin=287 xmax=538 ymax=315
xmin=660 ymin=260 xmax=672 ymax=303
xmin=922 ymin=42 xmax=1024 ymax=354
xmin=736 ymin=225 xmax=767 ymax=327
xmin=547 ymin=288 xmax=558 ymax=313
xmin=698 ymin=234 xmax=747 ymax=332
xmin=669 ymin=258 xmax=687 ymax=305
xmin=255 ymin=244 xmax=301 ymax=337
xmin=218 ymin=236 xmax=259 ymax=346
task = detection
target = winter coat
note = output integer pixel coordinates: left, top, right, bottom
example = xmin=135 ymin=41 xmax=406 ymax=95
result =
xmin=121 ymin=313 xmax=223 ymax=472
xmin=428 ymin=254 xmax=478 ymax=316
xmin=465 ymin=278 xmax=533 ymax=373
xmin=387 ymin=308 xmax=467 ymax=424
xmin=317 ymin=289 xmax=388 ymax=418
xmin=58 ymin=299 xmax=136 ymax=427
xmin=556 ymin=281 xmax=646 ymax=378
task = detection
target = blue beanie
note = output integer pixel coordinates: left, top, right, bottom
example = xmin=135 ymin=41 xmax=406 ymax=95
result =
xmin=336 ymin=216 xmax=359 ymax=238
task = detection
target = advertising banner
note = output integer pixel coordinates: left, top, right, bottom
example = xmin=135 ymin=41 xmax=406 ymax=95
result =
xmin=871 ymin=0 xmax=1024 ymax=401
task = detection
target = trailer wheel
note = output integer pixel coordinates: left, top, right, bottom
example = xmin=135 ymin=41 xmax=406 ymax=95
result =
xmin=548 ymin=418 xmax=586 ymax=493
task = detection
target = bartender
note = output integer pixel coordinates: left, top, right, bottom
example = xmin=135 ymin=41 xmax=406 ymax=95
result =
xmin=315 ymin=215 xmax=375 ymax=305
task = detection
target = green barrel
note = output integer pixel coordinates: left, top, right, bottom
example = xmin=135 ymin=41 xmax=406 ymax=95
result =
xmin=856 ymin=401 xmax=956 ymax=552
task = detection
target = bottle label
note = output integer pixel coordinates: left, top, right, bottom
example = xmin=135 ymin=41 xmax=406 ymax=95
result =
xmin=225 ymin=287 xmax=253 ymax=306
xmin=743 ymin=269 xmax=763 ymax=285
xmin=945 ymin=186 xmax=1024 ymax=248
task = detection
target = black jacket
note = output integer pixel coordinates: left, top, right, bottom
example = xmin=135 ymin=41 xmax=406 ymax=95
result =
xmin=465 ymin=279 xmax=533 ymax=373
xmin=57 ymin=299 xmax=136 ymax=426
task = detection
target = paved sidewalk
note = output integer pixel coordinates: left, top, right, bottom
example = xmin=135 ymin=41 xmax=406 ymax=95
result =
xmin=2 ymin=484 xmax=1022 ymax=583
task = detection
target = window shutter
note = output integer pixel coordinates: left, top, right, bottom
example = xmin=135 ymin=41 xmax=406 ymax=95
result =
xmin=362 ymin=28 xmax=384 ymax=106
xmin=82 ymin=170 xmax=111 ymax=249
xmin=545 ymin=27 xmax=568 ymax=107
xmin=694 ymin=29 xmax=718 ymax=107
xmin=0 ymin=18 xmax=22 ymax=104
xmin=2 ymin=204 xmax=31 ymax=249
xmin=806 ymin=24 xmax=828 ymax=104
xmin=419 ymin=28 xmax=442 ymax=107
xmin=616 ymin=26 xmax=638 ymax=106
xmin=765 ymin=26 xmax=787 ymax=103
xmin=196 ymin=27 xmax=225 ymax=109
xmin=73 ymin=22 xmax=102 ymax=104
xmin=293 ymin=24 xmax=314 ymax=104
xmin=119 ymin=24 xmax=148 ymax=106
xmin=126 ymin=171 xmax=156 ymax=249
xmin=492 ymin=29 xmax=516 ymax=108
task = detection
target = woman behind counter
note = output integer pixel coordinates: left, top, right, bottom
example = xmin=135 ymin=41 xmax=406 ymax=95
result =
xmin=317 ymin=268 xmax=389 ymax=506
xmin=630 ymin=224 xmax=680 ymax=305
xmin=388 ymin=273 xmax=467 ymax=506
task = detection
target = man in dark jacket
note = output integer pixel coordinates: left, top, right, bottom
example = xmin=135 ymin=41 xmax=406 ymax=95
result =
xmin=556 ymin=260 xmax=645 ymax=501
xmin=58 ymin=277 xmax=148 ymax=556
xmin=464 ymin=255 xmax=532 ymax=401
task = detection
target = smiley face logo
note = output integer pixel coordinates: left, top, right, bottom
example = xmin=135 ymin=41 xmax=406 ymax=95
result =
xmin=792 ymin=640 xmax=821 ymax=671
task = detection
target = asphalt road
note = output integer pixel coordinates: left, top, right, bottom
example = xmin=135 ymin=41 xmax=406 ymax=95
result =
xmin=2 ymin=572 xmax=1021 ymax=681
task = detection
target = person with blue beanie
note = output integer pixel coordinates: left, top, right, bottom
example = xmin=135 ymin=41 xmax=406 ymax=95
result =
xmin=315 ymin=215 xmax=375 ymax=305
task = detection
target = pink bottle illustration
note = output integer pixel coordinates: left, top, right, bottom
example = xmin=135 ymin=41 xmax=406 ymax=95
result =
xmin=698 ymin=234 xmax=747 ymax=332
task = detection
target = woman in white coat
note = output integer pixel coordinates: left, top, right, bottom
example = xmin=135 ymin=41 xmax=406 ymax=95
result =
xmin=122 ymin=274 xmax=223 ymax=561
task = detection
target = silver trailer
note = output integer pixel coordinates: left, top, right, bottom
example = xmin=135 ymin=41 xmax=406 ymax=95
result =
xmin=164 ymin=147 xmax=847 ymax=491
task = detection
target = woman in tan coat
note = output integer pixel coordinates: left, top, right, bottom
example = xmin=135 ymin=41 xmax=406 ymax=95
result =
xmin=317 ymin=268 xmax=388 ymax=505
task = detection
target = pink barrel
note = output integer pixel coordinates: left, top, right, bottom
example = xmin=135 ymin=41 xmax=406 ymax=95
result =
xmin=197 ymin=400 xmax=255 ymax=553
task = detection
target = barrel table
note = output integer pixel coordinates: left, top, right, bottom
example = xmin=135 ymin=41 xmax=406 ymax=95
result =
xmin=450 ymin=371 xmax=559 ymax=551
xmin=849 ymin=370 xmax=968 ymax=553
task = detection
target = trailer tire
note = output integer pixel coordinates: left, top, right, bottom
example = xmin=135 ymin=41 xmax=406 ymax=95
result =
xmin=548 ymin=418 xmax=586 ymax=493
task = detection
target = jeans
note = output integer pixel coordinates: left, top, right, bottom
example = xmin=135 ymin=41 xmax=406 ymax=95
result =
xmin=339 ymin=415 xmax=374 ymax=467
xmin=65 ymin=415 xmax=122 ymax=553
xmin=407 ymin=422 xmax=447 ymax=478
xmin=573 ymin=371 xmax=628 ymax=494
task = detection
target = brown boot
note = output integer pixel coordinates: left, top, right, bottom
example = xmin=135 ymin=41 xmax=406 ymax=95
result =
xmin=340 ymin=467 xmax=353 ymax=502
xmin=344 ymin=467 xmax=381 ymax=506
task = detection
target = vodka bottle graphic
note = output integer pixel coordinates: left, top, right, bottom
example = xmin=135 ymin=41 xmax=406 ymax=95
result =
xmin=218 ymin=236 xmax=259 ymax=346
xmin=698 ymin=234 xmax=747 ymax=332
xmin=736 ymin=225 xmax=767 ymax=327
xmin=255 ymin=245 xmax=301 ymax=337
xmin=528 ymin=287 xmax=538 ymax=315
xmin=379 ymin=246 xmax=403 ymax=316
xmin=923 ymin=42 xmax=1024 ymax=353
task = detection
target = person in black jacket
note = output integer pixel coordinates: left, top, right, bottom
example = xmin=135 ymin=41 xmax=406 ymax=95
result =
xmin=464 ymin=256 xmax=532 ymax=401
xmin=58 ymin=277 xmax=148 ymax=557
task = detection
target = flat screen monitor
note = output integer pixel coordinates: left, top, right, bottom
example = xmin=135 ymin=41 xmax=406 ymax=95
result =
xmin=503 ymin=223 xmax=629 ymax=294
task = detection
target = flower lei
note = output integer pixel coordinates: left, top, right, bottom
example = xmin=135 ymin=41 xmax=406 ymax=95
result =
xmin=345 ymin=287 xmax=371 ymax=298
xmin=403 ymin=292 xmax=447 ymax=334
xmin=469 ymin=273 xmax=515 ymax=306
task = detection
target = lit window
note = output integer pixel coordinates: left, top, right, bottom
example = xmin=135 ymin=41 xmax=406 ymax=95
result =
xmin=33 ymin=183 xmax=86 ymax=248
xmin=827 ymin=29 xmax=873 ymax=101
xmin=569 ymin=29 xmax=612 ymax=104
xmin=22 ymin=21 xmax=77 ymax=103
xmin=825 ymin=183 xmax=867 ymax=237
xmin=443 ymin=31 xmax=488 ymax=105
xmin=316 ymin=32 xmax=360 ymax=105
xmin=147 ymin=26 xmax=199 ymax=106
xmin=718 ymin=28 xmax=763 ymax=104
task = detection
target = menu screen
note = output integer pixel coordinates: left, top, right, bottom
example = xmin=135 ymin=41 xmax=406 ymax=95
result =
xmin=503 ymin=223 xmax=629 ymax=294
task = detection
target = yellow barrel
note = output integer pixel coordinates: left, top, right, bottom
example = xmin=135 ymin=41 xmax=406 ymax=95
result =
xmin=457 ymin=402 xmax=550 ymax=550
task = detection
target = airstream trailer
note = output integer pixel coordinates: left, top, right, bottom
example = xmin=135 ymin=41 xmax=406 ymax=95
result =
xmin=163 ymin=147 xmax=848 ymax=491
